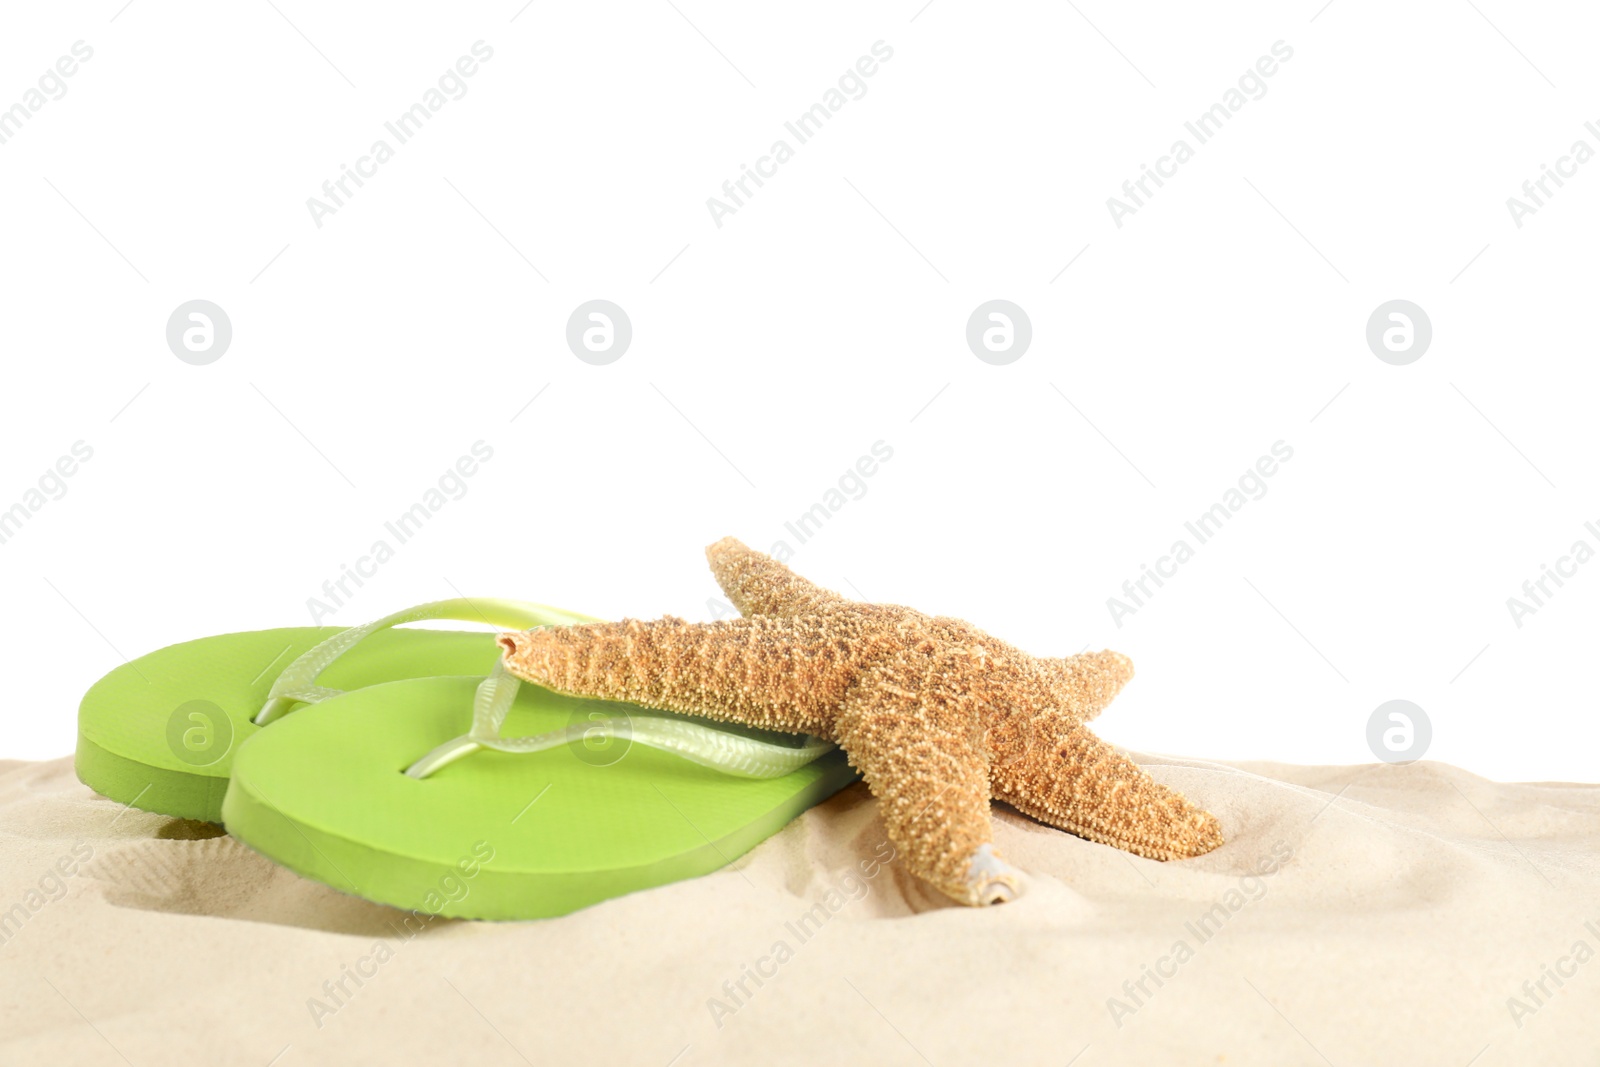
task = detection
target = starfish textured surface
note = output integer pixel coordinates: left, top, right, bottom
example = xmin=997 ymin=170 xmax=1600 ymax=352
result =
xmin=497 ymin=537 xmax=1224 ymax=906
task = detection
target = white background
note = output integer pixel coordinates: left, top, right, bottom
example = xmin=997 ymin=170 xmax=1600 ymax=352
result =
xmin=1 ymin=1 xmax=1595 ymax=781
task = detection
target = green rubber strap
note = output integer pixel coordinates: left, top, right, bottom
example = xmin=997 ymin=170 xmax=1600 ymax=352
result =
xmin=254 ymin=599 xmax=599 ymax=725
xmin=403 ymin=643 xmax=835 ymax=780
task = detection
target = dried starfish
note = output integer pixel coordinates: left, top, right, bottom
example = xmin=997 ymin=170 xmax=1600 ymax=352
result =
xmin=497 ymin=538 xmax=1223 ymax=906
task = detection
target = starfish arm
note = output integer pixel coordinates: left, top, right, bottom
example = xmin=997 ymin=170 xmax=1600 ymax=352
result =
xmin=989 ymin=721 xmax=1223 ymax=861
xmin=706 ymin=537 xmax=849 ymax=618
xmin=497 ymin=615 xmax=859 ymax=737
xmin=1034 ymin=650 xmax=1136 ymax=724
xmin=834 ymin=647 xmax=1019 ymax=907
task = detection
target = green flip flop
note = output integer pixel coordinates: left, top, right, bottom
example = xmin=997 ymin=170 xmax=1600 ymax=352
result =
xmin=222 ymin=661 xmax=858 ymax=919
xmin=75 ymin=599 xmax=598 ymax=823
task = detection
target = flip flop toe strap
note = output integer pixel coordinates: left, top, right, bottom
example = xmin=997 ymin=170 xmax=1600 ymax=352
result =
xmin=404 ymin=647 xmax=834 ymax=781
xmin=255 ymin=598 xmax=598 ymax=725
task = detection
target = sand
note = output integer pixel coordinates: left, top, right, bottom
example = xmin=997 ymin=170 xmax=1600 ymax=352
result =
xmin=2 ymin=753 xmax=1598 ymax=1065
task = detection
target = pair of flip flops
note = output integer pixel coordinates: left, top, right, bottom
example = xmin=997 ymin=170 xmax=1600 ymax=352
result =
xmin=76 ymin=599 xmax=856 ymax=919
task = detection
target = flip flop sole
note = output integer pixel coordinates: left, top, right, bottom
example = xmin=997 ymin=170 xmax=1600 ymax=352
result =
xmin=222 ymin=676 xmax=858 ymax=920
xmin=77 ymin=627 xmax=506 ymax=823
